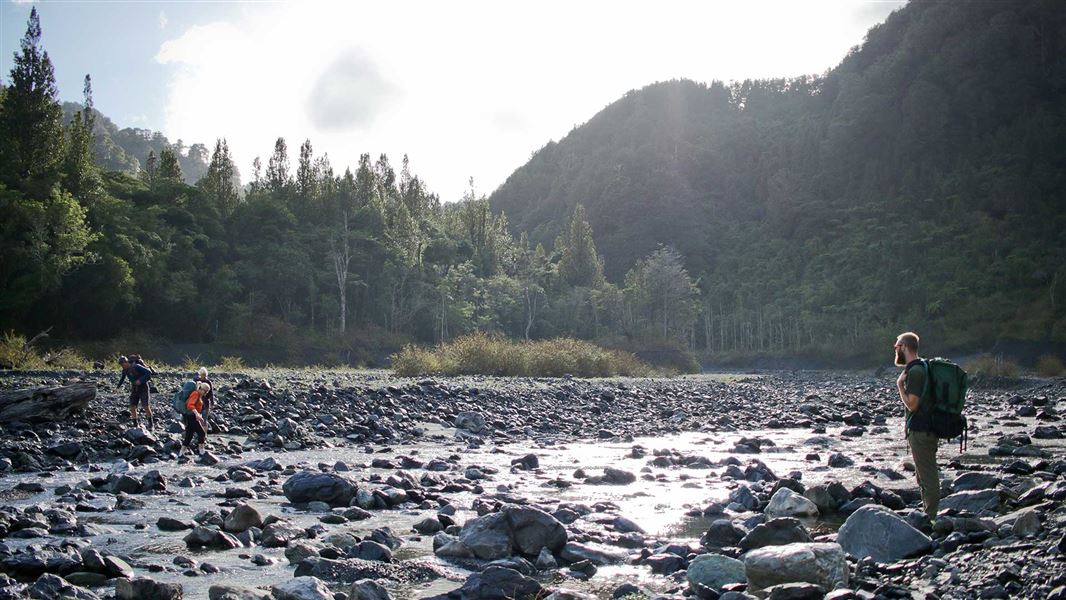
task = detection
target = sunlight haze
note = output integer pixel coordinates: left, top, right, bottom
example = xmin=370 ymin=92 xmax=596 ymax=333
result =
xmin=4 ymin=0 xmax=905 ymax=201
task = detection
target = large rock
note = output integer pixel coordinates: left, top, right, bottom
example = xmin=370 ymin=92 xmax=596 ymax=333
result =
xmin=457 ymin=512 xmax=512 ymax=560
xmin=938 ymin=489 xmax=1003 ymax=514
xmin=739 ymin=518 xmax=812 ymax=551
xmin=208 ymin=585 xmax=272 ymax=600
xmin=686 ymin=553 xmax=746 ymax=591
xmin=765 ymin=488 xmax=819 ymax=518
xmin=115 ymin=577 xmax=183 ymax=600
xmin=559 ymin=542 xmax=627 ymax=565
xmin=444 ymin=505 xmax=568 ymax=560
xmin=271 ymin=577 xmax=334 ymax=600
xmin=183 ymin=526 xmax=241 ymax=550
xmin=223 ymin=504 xmax=263 ymax=533
xmin=951 ymin=472 xmax=1002 ymax=492
xmin=702 ymin=519 xmax=746 ymax=548
xmin=455 ymin=411 xmax=487 ymax=434
xmin=504 ymin=505 xmax=567 ymax=556
xmin=282 ymin=471 xmax=356 ymax=507
xmin=837 ymin=505 xmax=932 ymax=562
xmin=744 ymin=542 xmax=848 ymax=594
xmin=459 ymin=566 xmax=541 ymax=600
xmin=349 ymin=580 xmax=391 ymax=600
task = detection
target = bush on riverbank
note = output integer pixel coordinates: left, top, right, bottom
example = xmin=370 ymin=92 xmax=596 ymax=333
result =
xmin=391 ymin=333 xmax=654 ymax=377
xmin=0 ymin=331 xmax=91 ymax=370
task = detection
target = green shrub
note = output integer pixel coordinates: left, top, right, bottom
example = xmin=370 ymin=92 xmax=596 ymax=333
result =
xmin=391 ymin=333 xmax=654 ymax=377
xmin=215 ymin=355 xmax=246 ymax=372
xmin=0 ymin=332 xmax=44 ymax=369
xmin=179 ymin=354 xmax=202 ymax=373
xmin=965 ymin=354 xmax=1020 ymax=378
xmin=0 ymin=331 xmax=91 ymax=370
xmin=1035 ymin=354 xmax=1065 ymax=377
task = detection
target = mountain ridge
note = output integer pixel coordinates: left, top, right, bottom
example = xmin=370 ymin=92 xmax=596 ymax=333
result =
xmin=489 ymin=0 xmax=1066 ymax=351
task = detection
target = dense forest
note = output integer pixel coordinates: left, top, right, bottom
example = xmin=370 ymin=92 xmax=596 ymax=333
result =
xmin=2 ymin=0 xmax=1064 ymax=367
xmin=492 ymin=0 xmax=1066 ymax=360
xmin=0 ymin=9 xmax=702 ymax=367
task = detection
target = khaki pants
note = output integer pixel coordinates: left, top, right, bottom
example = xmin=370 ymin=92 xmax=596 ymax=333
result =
xmin=909 ymin=430 xmax=940 ymax=517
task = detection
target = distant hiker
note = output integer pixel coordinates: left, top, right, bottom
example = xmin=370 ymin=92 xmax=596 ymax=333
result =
xmin=116 ymin=355 xmax=154 ymax=429
xmin=895 ymin=332 xmax=939 ymax=518
xmin=175 ymin=381 xmax=209 ymax=456
xmin=194 ymin=367 xmax=215 ymax=431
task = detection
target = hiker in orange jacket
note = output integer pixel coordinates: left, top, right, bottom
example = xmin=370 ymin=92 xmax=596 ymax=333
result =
xmin=180 ymin=381 xmax=209 ymax=456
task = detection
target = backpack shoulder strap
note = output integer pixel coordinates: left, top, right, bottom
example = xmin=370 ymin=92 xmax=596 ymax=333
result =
xmin=919 ymin=358 xmax=931 ymax=402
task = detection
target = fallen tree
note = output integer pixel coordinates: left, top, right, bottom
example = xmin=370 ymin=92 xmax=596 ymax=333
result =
xmin=0 ymin=382 xmax=95 ymax=422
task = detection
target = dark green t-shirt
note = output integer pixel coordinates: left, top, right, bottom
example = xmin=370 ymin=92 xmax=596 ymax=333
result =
xmin=904 ymin=359 xmax=933 ymax=432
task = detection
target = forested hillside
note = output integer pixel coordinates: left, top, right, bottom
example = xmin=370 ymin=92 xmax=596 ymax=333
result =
xmin=491 ymin=0 xmax=1066 ymax=359
xmin=60 ymin=101 xmax=210 ymax=185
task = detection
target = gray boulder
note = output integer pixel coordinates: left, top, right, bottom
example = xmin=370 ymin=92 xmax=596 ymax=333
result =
xmin=837 ymin=505 xmax=931 ymax=562
xmin=505 ymin=505 xmax=567 ymax=556
xmin=208 ymin=585 xmax=272 ymax=600
xmin=442 ymin=505 xmax=568 ymax=560
xmin=349 ymin=579 xmax=391 ymax=600
xmin=802 ymin=485 xmax=839 ymax=513
xmin=765 ymin=488 xmax=819 ymax=518
xmin=739 ymin=518 xmax=812 ymax=551
xmin=223 ymin=504 xmax=263 ymax=533
xmin=951 ymin=472 xmax=1001 ymax=492
xmin=559 ymin=541 xmax=627 ymax=565
xmin=271 ymin=577 xmax=334 ymax=600
xmin=701 ymin=519 xmax=746 ymax=548
xmin=744 ymin=542 xmax=848 ymax=594
xmin=282 ymin=471 xmax=356 ymax=507
xmin=686 ymin=553 xmax=746 ymax=591
xmin=115 ymin=577 xmax=183 ymax=600
xmin=457 ymin=512 xmax=512 ymax=560
xmin=459 ymin=566 xmax=541 ymax=600
xmin=938 ymin=489 xmax=1003 ymax=514
xmin=455 ymin=411 xmax=487 ymax=434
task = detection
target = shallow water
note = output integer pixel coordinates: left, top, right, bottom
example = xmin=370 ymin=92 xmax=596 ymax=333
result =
xmin=2 ymin=408 xmax=1056 ymax=599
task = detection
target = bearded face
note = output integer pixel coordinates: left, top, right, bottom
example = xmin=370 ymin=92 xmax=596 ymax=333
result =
xmin=895 ymin=345 xmax=907 ymax=367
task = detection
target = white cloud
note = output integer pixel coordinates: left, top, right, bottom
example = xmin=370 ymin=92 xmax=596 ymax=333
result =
xmin=156 ymin=0 xmax=904 ymax=201
xmin=158 ymin=10 xmax=168 ymax=30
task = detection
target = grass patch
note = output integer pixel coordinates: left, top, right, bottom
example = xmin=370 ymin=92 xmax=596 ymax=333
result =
xmin=1035 ymin=354 xmax=1065 ymax=377
xmin=391 ymin=333 xmax=655 ymax=378
xmin=964 ymin=353 xmax=1021 ymax=378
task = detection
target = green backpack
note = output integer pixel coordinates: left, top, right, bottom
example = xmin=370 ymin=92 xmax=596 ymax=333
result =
xmin=171 ymin=381 xmax=196 ymax=416
xmin=918 ymin=358 xmax=969 ymax=447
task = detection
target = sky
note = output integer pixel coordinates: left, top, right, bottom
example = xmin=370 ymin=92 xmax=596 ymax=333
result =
xmin=1 ymin=0 xmax=905 ymax=201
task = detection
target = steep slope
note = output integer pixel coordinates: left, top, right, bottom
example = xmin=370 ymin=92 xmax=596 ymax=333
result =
xmin=490 ymin=0 xmax=1066 ymax=351
xmin=61 ymin=102 xmax=210 ymax=185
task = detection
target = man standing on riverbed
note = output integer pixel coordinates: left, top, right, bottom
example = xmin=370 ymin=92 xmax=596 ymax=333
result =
xmin=116 ymin=355 xmax=154 ymax=429
xmin=895 ymin=331 xmax=939 ymax=518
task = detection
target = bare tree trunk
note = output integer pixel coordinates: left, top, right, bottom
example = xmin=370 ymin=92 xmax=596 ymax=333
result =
xmin=329 ymin=212 xmax=353 ymax=334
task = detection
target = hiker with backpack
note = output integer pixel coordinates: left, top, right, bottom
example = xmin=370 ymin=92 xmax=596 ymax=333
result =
xmin=116 ymin=355 xmax=155 ymax=429
xmin=194 ymin=367 xmax=215 ymax=432
xmin=172 ymin=380 xmax=209 ymax=456
xmin=895 ymin=331 xmax=968 ymax=519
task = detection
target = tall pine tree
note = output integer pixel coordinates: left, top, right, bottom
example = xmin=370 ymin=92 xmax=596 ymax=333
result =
xmin=0 ymin=7 xmax=65 ymax=195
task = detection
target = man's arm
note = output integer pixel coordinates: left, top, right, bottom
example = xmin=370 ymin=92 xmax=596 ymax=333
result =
xmin=116 ymin=370 xmax=128 ymax=388
xmin=897 ymin=370 xmax=920 ymax=412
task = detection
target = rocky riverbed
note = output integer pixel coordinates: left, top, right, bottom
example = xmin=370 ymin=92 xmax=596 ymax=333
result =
xmin=0 ymin=369 xmax=1063 ymax=600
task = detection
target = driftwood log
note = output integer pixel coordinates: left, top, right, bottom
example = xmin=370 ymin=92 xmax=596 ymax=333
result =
xmin=0 ymin=382 xmax=95 ymax=422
